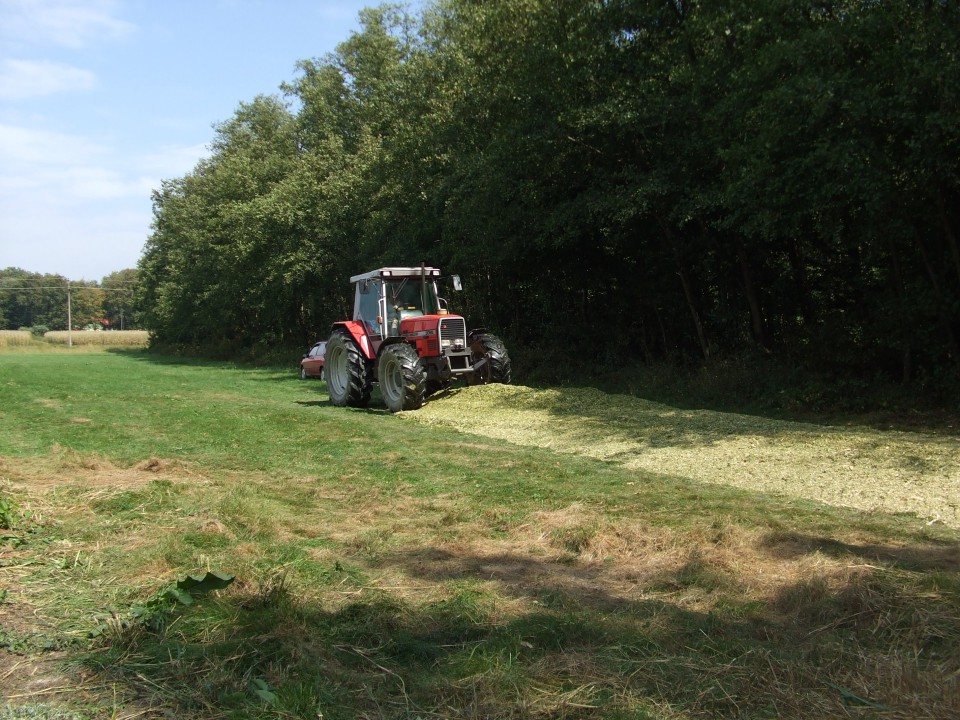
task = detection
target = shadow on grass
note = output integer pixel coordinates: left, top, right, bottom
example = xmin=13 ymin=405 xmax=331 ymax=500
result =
xmin=761 ymin=531 xmax=960 ymax=572
xmin=80 ymin=534 xmax=960 ymax=720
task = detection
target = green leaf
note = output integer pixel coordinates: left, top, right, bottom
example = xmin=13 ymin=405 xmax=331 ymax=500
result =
xmin=251 ymin=677 xmax=278 ymax=705
xmin=176 ymin=571 xmax=235 ymax=595
xmin=165 ymin=586 xmax=194 ymax=606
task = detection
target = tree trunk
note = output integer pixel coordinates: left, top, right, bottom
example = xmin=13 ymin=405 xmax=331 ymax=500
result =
xmin=887 ymin=237 xmax=912 ymax=382
xmin=660 ymin=223 xmax=709 ymax=360
xmin=656 ymin=305 xmax=669 ymax=359
xmin=787 ymin=238 xmax=815 ymax=327
xmin=735 ymin=240 xmax=770 ymax=352
xmin=915 ymin=234 xmax=960 ymax=363
xmin=938 ymin=189 xmax=960 ymax=287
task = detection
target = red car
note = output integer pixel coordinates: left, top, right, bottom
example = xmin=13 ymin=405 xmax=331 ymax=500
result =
xmin=300 ymin=340 xmax=327 ymax=380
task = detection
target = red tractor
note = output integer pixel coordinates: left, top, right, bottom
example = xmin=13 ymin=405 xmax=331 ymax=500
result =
xmin=325 ymin=266 xmax=511 ymax=412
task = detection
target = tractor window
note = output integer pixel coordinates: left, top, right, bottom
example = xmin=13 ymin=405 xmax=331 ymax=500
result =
xmin=355 ymin=278 xmax=383 ymax=337
xmin=385 ymin=279 xmax=439 ymax=319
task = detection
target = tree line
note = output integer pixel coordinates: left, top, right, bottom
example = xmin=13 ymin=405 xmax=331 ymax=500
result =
xmin=138 ymin=0 xmax=960 ymax=389
xmin=0 ymin=267 xmax=139 ymax=332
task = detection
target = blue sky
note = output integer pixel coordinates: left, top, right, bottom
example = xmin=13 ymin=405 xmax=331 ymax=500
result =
xmin=0 ymin=0 xmax=384 ymax=281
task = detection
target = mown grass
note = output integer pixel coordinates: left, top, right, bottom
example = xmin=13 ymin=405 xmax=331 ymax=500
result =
xmin=0 ymin=350 xmax=957 ymax=719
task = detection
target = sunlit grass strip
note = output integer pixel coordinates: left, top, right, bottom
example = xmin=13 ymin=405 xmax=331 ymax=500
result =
xmin=0 ymin=330 xmax=32 ymax=346
xmin=43 ymin=330 xmax=150 ymax=347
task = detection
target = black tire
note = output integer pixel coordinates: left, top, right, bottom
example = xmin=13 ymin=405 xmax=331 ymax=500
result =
xmin=325 ymin=330 xmax=371 ymax=407
xmin=378 ymin=343 xmax=426 ymax=412
xmin=469 ymin=332 xmax=512 ymax=384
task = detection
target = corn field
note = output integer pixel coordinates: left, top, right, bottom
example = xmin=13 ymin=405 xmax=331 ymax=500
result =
xmin=0 ymin=330 xmax=32 ymax=346
xmin=43 ymin=330 xmax=149 ymax=347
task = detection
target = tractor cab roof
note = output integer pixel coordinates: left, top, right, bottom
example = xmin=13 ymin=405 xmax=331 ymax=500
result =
xmin=350 ymin=267 xmax=441 ymax=284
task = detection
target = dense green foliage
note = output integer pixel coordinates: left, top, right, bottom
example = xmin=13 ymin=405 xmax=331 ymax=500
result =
xmin=0 ymin=267 xmax=140 ymax=331
xmin=139 ymin=0 xmax=960 ymax=390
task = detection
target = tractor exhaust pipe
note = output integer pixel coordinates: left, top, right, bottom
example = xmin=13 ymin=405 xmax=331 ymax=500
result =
xmin=420 ymin=260 xmax=427 ymax=315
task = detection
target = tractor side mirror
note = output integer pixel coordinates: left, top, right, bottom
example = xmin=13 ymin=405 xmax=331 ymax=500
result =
xmin=452 ymin=274 xmax=462 ymax=292
xmin=359 ymin=279 xmax=370 ymax=294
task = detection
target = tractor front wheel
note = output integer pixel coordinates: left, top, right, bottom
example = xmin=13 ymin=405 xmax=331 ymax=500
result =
xmin=469 ymin=333 xmax=512 ymax=384
xmin=379 ymin=343 xmax=427 ymax=412
xmin=326 ymin=330 xmax=371 ymax=407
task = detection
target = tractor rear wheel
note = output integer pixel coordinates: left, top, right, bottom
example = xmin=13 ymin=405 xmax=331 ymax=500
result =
xmin=326 ymin=330 xmax=371 ymax=407
xmin=379 ymin=343 xmax=427 ymax=412
xmin=469 ymin=333 xmax=512 ymax=384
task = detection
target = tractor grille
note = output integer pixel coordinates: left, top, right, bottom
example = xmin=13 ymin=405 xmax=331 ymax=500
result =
xmin=439 ymin=317 xmax=467 ymax=347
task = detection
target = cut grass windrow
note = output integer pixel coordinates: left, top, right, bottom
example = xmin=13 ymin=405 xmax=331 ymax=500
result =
xmin=402 ymin=383 xmax=960 ymax=528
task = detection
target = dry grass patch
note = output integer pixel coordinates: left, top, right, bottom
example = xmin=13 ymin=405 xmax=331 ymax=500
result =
xmin=383 ymin=565 xmax=934 ymax=713
xmin=373 ymin=501 xmax=959 ymax=718
xmin=427 ymin=506 xmax=815 ymax=608
xmin=0 ymin=449 xmax=196 ymax=494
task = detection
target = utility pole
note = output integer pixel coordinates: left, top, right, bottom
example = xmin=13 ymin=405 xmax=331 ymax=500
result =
xmin=67 ymin=282 xmax=73 ymax=347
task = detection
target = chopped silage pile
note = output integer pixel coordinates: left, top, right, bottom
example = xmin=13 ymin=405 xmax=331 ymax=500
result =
xmin=401 ymin=384 xmax=960 ymax=528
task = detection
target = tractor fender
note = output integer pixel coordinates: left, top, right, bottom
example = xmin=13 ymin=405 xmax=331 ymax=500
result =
xmin=330 ymin=321 xmax=376 ymax=360
xmin=374 ymin=337 xmax=420 ymax=383
xmin=377 ymin=336 xmax=416 ymax=357
xmin=466 ymin=328 xmax=488 ymax=344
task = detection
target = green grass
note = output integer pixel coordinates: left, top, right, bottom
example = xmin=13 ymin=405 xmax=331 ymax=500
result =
xmin=0 ymin=349 xmax=958 ymax=719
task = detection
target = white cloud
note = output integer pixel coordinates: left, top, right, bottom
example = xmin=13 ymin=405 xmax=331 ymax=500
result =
xmin=0 ymin=123 xmax=209 ymax=278
xmin=0 ymin=123 xmax=208 ymax=203
xmin=0 ymin=58 xmax=96 ymax=100
xmin=0 ymin=123 xmax=105 ymax=168
xmin=138 ymin=143 xmax=211 ymax=179
xmin=0 ymin=0 xmax=134 ymax=50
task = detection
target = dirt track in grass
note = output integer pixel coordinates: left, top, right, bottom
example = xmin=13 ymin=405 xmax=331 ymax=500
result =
xmin=401 ymin=384 xmax=960 ymax=528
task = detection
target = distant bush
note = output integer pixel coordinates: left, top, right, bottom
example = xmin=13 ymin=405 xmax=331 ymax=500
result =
xmin=29 ymin=325 xmax=49 ymax=337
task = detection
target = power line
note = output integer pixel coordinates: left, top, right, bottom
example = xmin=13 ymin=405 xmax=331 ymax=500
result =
xmin=0 ymin=285 xmax=136 ymax=292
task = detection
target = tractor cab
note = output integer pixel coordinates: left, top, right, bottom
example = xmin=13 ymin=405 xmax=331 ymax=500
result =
xmin=351 ymin=266 xmax=448 ymax=342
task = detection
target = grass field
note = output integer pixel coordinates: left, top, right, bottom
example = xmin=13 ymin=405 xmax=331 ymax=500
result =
xmin=0 ymin=350 xmax=958 ymax=719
